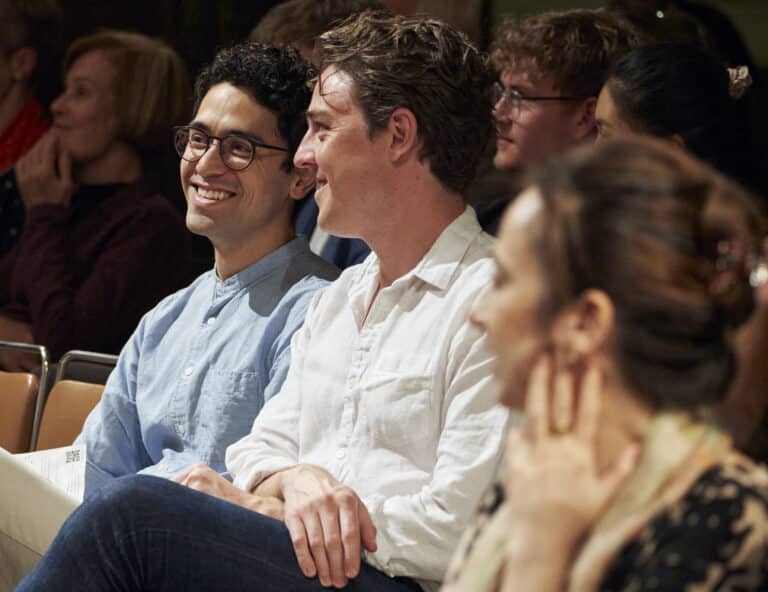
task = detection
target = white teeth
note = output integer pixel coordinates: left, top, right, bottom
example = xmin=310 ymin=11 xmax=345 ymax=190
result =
xmin=196 ymin=187 xmax=232 ymax=201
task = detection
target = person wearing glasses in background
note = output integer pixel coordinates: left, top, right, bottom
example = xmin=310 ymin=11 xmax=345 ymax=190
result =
xmin=0 ymin=41 xmax=337 ymax=592
xmin=477 ymin=8 xmax=643 ymax=234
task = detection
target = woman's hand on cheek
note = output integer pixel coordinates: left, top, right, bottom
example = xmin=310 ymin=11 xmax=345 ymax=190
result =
xmin=504 ymin=356 xmax=640 ymax=550
xmin=16 ymin=132 xmax=75 ymax=209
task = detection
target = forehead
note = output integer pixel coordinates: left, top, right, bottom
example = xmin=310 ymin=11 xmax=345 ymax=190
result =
xmin=66 ymin=49 xmax=116 ymax=84
xmin=497 ymin=187 xmax=544 ymax=267
xmin=194 ymin=82 xmax=281 ymax=139
xmin=500 ymin=64 xmax=558 ymax=95
xmin=310 ymin=66 xmax=361 ymax=118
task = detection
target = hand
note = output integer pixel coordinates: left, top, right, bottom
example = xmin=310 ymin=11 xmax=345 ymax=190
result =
xmin=0 ymin=316 xmax=38 ymax=371
xmin=16 ymin=132 xmax=74 ymax=209
xmin=279 ymin=465 xmax=377 ymax=588
xmin=505 ymin=357 xmax=639 ymax=550
xmin=173 ymin=464 xmax=284 ymax=520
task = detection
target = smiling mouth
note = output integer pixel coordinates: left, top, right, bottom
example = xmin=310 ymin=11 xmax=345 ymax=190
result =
xmin=194 ymin=185 xmax=236 ymax=201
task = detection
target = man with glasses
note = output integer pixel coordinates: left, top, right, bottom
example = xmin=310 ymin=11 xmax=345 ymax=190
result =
xmin=492 ymin=8 xmax=642 ymax=173
xmin=476 ymin=9 xmax=642 ymax=234
xmin=0 ymin=41 xmax=337 ymax=591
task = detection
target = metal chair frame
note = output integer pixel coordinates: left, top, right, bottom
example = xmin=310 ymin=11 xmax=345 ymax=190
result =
xmin=54 ymin=349 xmax=119 ymax=383
xmin=0 ymin=340 xmax=49 ymax=450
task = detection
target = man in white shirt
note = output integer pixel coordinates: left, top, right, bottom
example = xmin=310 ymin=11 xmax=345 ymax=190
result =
xmin=17 ymin=11 xmax=509 ymax=592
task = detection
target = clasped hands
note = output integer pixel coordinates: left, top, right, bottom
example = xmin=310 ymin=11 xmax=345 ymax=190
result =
xmin=174 ymin=463 xmax=376 ymax=589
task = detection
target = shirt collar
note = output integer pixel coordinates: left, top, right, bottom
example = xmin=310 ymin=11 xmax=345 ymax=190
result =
xmin=350 ymin=205 xmax=485 ymax=295
xmin=410 ymin=206 xmax=484 ymax=291
xmin=214 ymin=236 xmax=311 ymax=295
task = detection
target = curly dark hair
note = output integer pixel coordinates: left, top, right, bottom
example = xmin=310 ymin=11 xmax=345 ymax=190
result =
xmin=315 ymin=10 xmax=494 ymax=195
xmin=193 ymin=42 xmax=314 ymax=172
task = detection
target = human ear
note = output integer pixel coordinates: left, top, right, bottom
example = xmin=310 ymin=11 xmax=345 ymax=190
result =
xmin=387 ymin=107 xmax=419 ymax=163
xmin=10 ymin=47 xmax=37 ymax=82
xmin=287 ymin=165 xmax=316 ymax=201
xmin=551 ymin=289 xmax=614 ymax=366
xmin=572 ymin=96 xmax=598 ymax=142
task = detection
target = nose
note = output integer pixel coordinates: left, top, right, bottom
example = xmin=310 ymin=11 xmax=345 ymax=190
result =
xmin=50 ymin=91 xmax=67 ymax=117
xmin=493 ymin=100 xmax=511 ymax=124
xmin=194 ymin=138 xmax=228 ymax=176
xmin=293 ymin=130 xmax=315 ymax=170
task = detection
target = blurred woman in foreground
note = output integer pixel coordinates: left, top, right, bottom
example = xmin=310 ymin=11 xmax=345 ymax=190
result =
xmin=445 ymin=138 xmax=768 ymax=591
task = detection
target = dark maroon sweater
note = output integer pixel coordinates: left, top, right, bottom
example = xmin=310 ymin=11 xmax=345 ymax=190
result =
xmin=0 ymin=179 xmax=191 ymax=360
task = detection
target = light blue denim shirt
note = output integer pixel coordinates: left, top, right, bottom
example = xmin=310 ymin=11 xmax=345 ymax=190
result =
xmin=75 ymin=237 xmax=338 ymax=497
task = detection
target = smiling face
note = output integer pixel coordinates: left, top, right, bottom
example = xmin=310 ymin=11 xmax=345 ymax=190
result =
xmin=493 ymin=67 xmax=591 ymax=172
xmin=293 ymin=66 xmax=390 ymax=239
xmin=182 ymin=82 xmax=301 ymax=249
xmin=50 ymin=49 xmax=122 ymax=164
xmin=470 ymin=188 xmax=553 ymax=408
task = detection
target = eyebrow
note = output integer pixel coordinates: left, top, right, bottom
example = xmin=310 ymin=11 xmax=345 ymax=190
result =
xmin=188 ymin=121 xmax=270 ymax=143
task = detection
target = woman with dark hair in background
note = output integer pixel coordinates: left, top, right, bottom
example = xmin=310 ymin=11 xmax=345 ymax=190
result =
xmin=595 ymin=42 xmax=762 ymax=197
xmin=595 ymin=43 xmax=768 ymax=458
xmin=0 ymin=30 xmax=191 ymax=369
xmin=445 ymin=138 xmax=768 ymax=591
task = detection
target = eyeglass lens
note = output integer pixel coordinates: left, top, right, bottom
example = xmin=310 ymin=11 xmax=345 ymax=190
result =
xmin=175 ymin=128 xmax=254 ymax=171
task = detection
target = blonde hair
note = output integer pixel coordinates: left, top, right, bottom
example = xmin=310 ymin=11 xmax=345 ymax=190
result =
xmin=64 ymin=30 xmax=190 ymax=149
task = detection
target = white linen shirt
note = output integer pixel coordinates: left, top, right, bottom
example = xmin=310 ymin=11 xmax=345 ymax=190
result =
xmin=226 ymin=206 xmax=510 ymax=588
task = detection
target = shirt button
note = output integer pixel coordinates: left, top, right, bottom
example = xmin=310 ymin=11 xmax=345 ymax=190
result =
xmin=183 ymin=366 xmax=193 ymax=377
xmin=206 ymin=317 xmax=216 ymax=326
xmin=335 ymin=449 xmax=346 ymax=460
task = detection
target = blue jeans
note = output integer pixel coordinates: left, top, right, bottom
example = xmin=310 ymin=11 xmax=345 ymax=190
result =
xmin=16 ymin=475 xmax=422 ymax=592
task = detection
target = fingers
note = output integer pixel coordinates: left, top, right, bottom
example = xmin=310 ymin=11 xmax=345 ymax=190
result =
xmin=319 ymin=503 xmax=347 ymax=587
xmin=574 ymin=362 xmax=602 ymax=442
xmin=285 ymin=513 xmax=318 ymax=580
xmin=525 ymin=355 xmax=551 ymax=442
xmin=357 ymin=501 xmax=378 ymax=553
xmin=303 ymin=510 xmax=333 ymax=586
xmin=57 ymin=146 xmax=73 ymax=188
xmin=338 ymin=495 xmax=361 ymax=579
xmin=551 ymin=369 xmax=574 ymax=433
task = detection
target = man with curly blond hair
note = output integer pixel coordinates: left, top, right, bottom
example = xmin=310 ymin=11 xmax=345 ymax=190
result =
xmin=492 ymin=8 xmax=643 ymax=172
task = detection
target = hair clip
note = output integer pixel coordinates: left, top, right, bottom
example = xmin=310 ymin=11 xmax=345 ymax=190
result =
xmin=727 ymin=66 xmax=752 ymax=99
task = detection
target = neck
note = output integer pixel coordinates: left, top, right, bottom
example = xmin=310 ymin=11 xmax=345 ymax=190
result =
xmin=75 ymin=142 xmax=142 ymax=185
xmin=594 ymin=366 xmax=653 ymax=474
xmin=212 ymin=223 xmax=295 ymax=281
xmin=0 ymin=85 xmax=30 ymax=134
xmin=365 ymin=179 xmax=466 ymax=287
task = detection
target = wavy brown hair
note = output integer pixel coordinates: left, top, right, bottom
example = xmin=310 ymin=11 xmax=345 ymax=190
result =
xmin=315 ymin=10 xmax=494 ymax=195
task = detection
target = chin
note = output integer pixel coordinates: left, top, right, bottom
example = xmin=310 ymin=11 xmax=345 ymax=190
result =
xmin=493 ymin=150 xmax=520 ymax=173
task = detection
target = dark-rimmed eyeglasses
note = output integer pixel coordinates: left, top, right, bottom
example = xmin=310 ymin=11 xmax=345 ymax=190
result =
xmin=173 ymin=125 xmax=288 ymax=171
xmin=491 ymin=82 xmax=585 ymax=120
